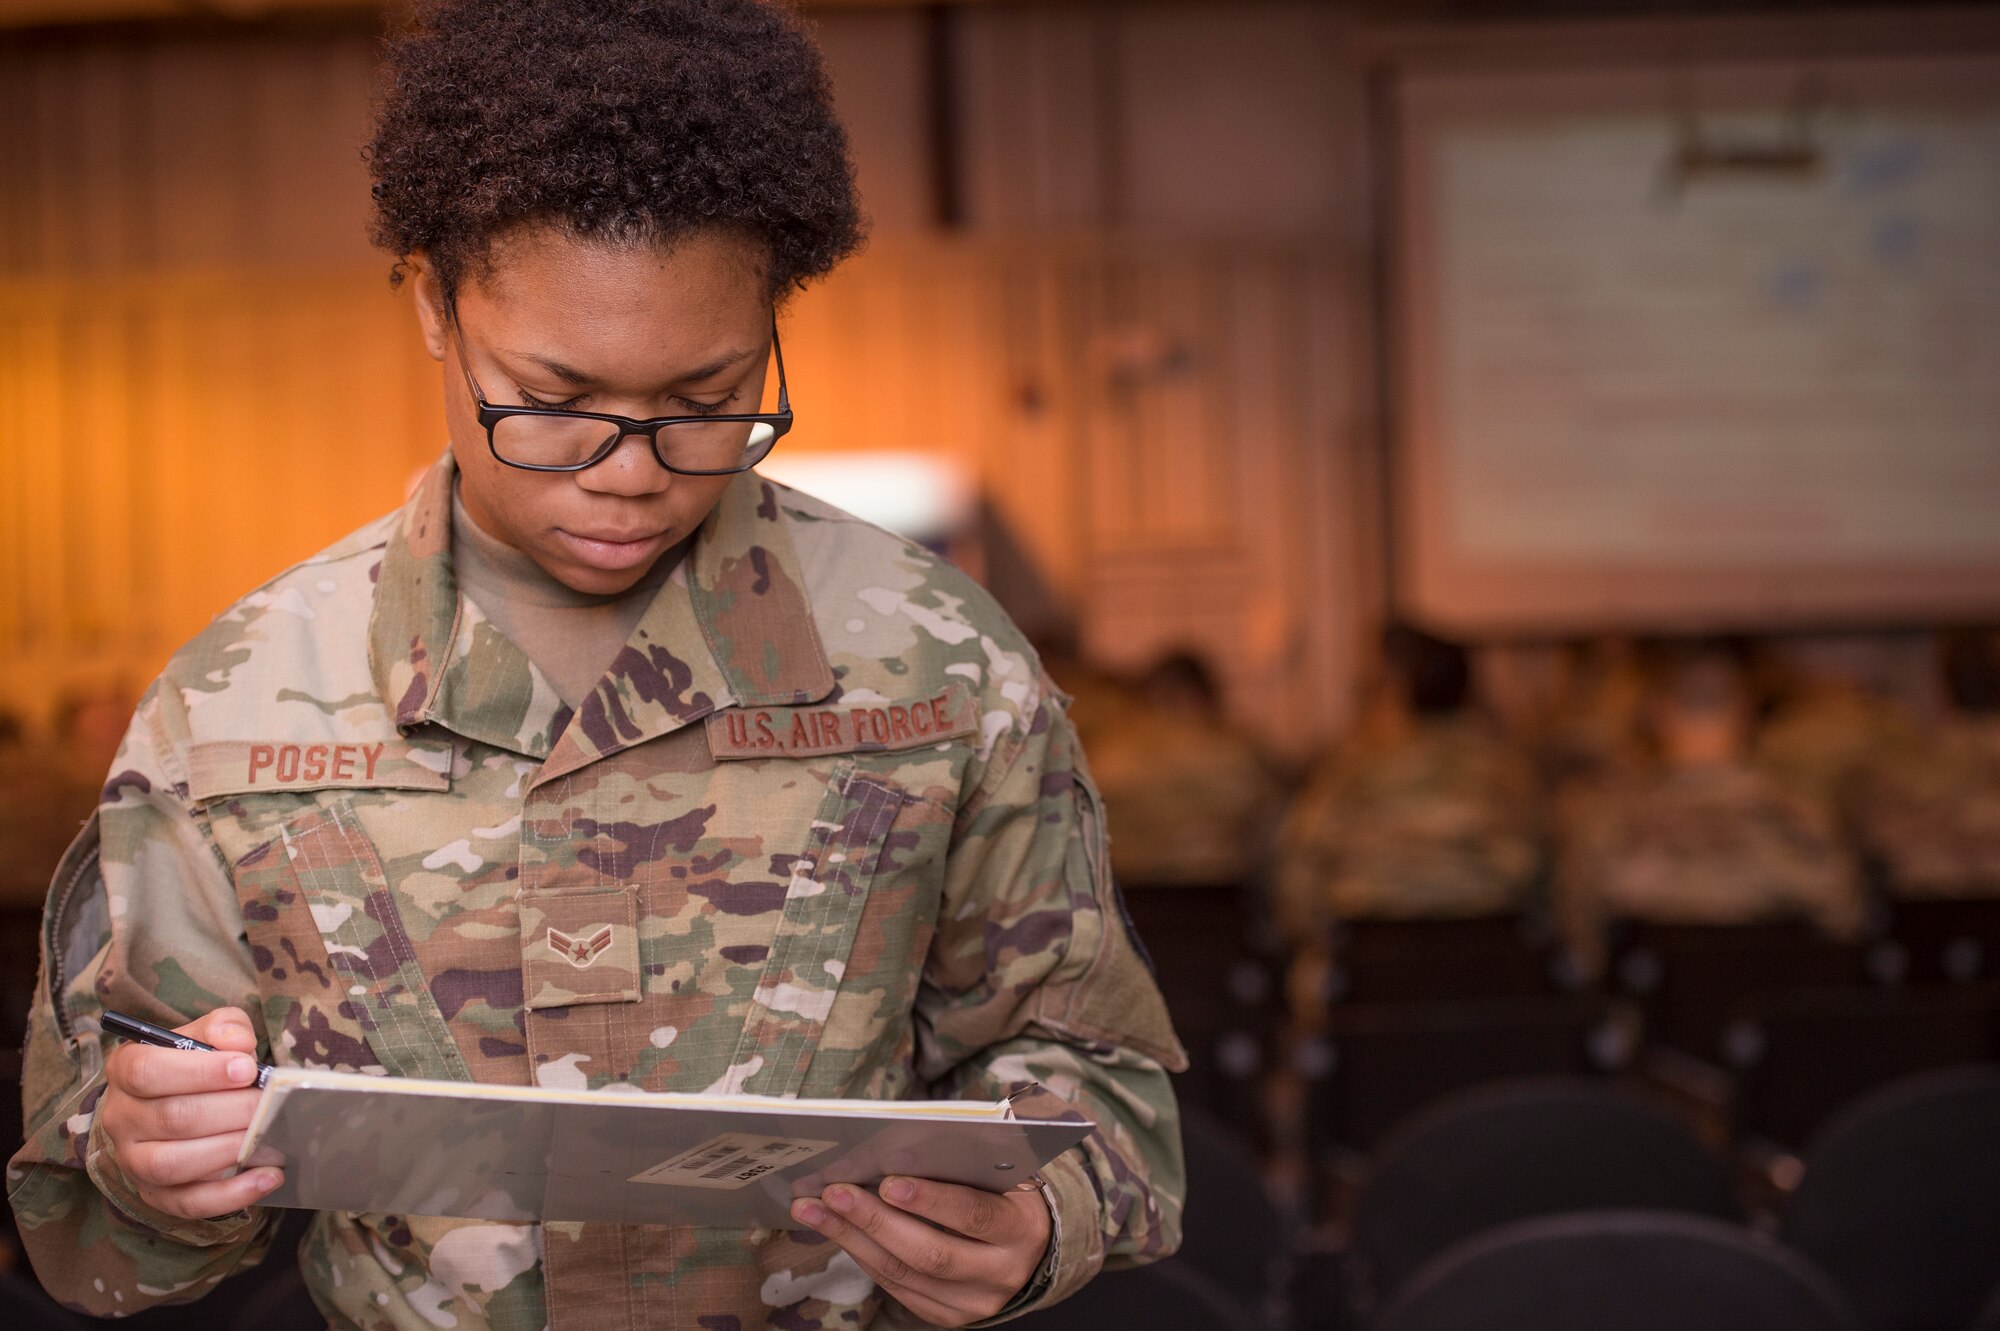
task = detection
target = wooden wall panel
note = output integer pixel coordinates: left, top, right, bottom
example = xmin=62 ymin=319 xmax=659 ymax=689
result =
xmin=812 ymin=7 xmax=932 ymax=234
xmin=781 ymin=238 xmax=1364 ymax=757
xmin=1118 ymin=3 xmax=1350 ymax=234
xmin=0 ymin=28 xmax=383 ymax=275
xmin=1063 ymin=243 xmax=1361 ymax=755
xmin=0 ymin=273 xmax=442 ymax=720
xmin=0 ymin=241 xmax=1364 ymax=754
xmin=952 ymin=6 xmax=1111 ymax=228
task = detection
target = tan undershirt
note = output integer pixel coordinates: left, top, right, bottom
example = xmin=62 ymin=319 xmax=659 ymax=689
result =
xmin=451 ymin=486 xmax=684 ymax=708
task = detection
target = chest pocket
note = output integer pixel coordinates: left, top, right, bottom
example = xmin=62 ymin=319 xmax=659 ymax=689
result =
xmin=231 ymin=798 xmax=471 ymax=1083
xmin=722 ymin=762 xmax=906 ymax=1097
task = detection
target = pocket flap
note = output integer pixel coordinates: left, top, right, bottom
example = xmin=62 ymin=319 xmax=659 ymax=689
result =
xmin=519 ymin=886 xmax=643 ymax=1009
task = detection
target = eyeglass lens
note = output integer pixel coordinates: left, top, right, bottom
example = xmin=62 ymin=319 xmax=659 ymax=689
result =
xmin=491 ymin=415 xmax=779 ymax=472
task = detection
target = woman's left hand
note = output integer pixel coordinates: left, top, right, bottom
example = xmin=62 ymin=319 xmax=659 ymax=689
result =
xmin=791 ymin=1175 xmax=1052 ymax=1326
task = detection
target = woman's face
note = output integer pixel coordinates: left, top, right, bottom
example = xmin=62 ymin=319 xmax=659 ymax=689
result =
xmin=412 ymin=225 xmax=774 ymax=595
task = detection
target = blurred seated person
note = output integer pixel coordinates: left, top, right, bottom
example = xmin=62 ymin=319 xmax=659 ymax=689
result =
xmin=1042 ymin=642 xmax=1145 ymax=758
xmin=1853 ymin=629 xmax=2000 ymax=899
xmin=1540 ymin=635 xmax=1650 ymax=784
xmin=1473 ymin=640 xmax=1570 ymax=761
xmin=1275 ymin=626 xmax=1542 ymax=948
xmin=1083 ymin=651 xmax=1283 ymax=888
xmin=1554 ymin=641 xmax=1865 ymax=978
xmin=1752 ymin=634 xmax=1922 ymax=816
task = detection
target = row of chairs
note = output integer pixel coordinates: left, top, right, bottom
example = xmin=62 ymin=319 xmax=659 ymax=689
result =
xmin=1128 ymin=884 xmax=2000 ymax=1156
xmin=1036 ymin=1211 xmax=2000 ymax=1331
xmin=1021 ymin=1068 xmax=2000 ymax=1331
xmin=1370 ymin=1211 xmax=1865 ymax=1331
xmin=1126 ymin=885 xmax=2000 ymax=1021
xmin=1343 ymin=1069 xmax=2000 ymax=1330
xmin=1298 ymin=979 xmax=2000 ymax=1155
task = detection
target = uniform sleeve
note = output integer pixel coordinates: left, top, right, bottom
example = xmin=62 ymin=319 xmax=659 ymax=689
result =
xmin=912 ymin=688 xmax=1189 ymax=1319
xmin=6 ymin=686 xmax=280 ymax=1317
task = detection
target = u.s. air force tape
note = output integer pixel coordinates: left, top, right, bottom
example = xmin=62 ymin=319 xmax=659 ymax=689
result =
xmin=705 ymin=682 xmax=979 ymax=761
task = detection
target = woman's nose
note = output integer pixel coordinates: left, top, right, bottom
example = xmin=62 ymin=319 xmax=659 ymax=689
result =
xmin=575 ymin=431 xmax=673 ymax=497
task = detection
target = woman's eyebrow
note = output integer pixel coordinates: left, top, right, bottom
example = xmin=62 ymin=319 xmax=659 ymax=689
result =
xmin=503 ymin=349 xmax=594 ymax=386
xmin=498 ymin=345 xmax=762 ymax=388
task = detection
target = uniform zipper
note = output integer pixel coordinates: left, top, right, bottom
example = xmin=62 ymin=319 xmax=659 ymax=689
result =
xmin=45 ymin=838 xmax=101 ymax=1046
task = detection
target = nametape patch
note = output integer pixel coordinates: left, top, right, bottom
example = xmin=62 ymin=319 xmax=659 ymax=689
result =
xmin=186 ymin=740 xmax=452 ymax=802
xmin=705 ymin=682 xmax=979 ymax=761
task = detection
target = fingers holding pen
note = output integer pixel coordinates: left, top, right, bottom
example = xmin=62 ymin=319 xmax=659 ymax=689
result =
xmin=116 ymin=1084 xmax=264 ymax=1144
xmin=98 ymin=1007 xmax=283 ymax=1221
xmin=112 ymin=1047 xmax=261 ymax=1103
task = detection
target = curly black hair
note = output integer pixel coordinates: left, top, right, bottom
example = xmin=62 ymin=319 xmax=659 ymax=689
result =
xmin=365 ymin=0 xmax=863 ymax=301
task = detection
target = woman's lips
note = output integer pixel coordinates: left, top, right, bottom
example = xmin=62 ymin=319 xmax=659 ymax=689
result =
xmin=554 ymin=527 xmax=670 ymax=571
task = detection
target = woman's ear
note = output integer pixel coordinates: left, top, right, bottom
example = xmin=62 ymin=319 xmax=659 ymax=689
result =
xmin=407 ymin=254 xmax=450 ymax=363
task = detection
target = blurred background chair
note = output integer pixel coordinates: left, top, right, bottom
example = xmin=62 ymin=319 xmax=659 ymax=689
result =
xmin=1608 ymin=919 xmax=1875 ymax=1063
xmin=1322 ymin=914 xmax=1568 ymax=1006
xmin=1175 ymin=1104 xmax=1300 ymax=1329
xmin=1122 ymin=881 xmax=1285 ymax=1144
xmin=1781 ymin=1065 xmax=2000 ymax=1331
xmin=1722 ymin=985 xmax=2000 ymax=1150
xmin=1344 ymin=1078 xmax=1738 ymax=1321
xmin=1879 ymin=897 xmax=2000 ymax=988
xmin=1374 ymin=1211 xmax=1861 ymax=1331
xmin=1301 ymin=993 xmax=1637 ymax=1158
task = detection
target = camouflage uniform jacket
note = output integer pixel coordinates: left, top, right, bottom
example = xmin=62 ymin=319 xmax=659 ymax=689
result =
xmin=1274 ymin=718 xmax=1542 ymax=938
xmin=9 ymin=457 xmax=1188 ymax=1330
xmin=1854 ymin=717 xmax=2000 ymax=899
xmin=1553 ymin=760 xmax=1867 ymax=976
xmin=1087 ymin=709 xmax=1281 ymax=889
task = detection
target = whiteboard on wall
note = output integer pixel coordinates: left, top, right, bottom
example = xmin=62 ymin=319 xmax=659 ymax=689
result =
xmin=1392 ymin=55 xmax=2000 ymax=635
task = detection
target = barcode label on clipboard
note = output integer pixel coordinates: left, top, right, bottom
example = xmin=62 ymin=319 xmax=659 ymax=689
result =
xmin=629 ymin=1133 xmax=839 ymax=1190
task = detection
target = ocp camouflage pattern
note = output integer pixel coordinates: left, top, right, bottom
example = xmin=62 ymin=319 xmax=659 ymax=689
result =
xmin=1553 ymin=759 xmax=1867 ymax=976
xmin=8 ymin=455 xmax=1188 ymax=1330
xmin=1854 ymin=715 xmax=2000 ymax=900
xmin=1274 ymin=716 xmax=1544 ymax=937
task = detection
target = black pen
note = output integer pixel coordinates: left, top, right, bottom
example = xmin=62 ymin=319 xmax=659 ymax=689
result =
xmin=102 ymin=1010 xmax=276 ymax=1090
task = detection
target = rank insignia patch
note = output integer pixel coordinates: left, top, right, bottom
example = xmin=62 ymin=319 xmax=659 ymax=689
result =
xmin=521 ymin=885 xmax=640 ymax=1008
xmin=548 ymin=925 xmax=615 ymax=969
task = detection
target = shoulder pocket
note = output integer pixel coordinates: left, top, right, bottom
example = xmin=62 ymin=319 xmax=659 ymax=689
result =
xmin=1035 ymin=773 xmax=1189 ymax=1072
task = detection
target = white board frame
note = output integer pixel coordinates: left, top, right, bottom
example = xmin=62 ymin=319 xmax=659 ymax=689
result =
xmin=1388 ymin=42 xmax=2000 ymax=636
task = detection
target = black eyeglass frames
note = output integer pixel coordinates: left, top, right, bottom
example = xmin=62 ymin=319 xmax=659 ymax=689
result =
xmin=452 ymin=320 xmax=792 ymax=476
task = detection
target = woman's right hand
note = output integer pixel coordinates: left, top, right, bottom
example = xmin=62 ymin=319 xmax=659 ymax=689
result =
xmin=98 ymin=1007 xmax=284 ymax=1219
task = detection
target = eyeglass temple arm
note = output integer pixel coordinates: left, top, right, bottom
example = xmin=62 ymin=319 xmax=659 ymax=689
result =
xmin=770 ymin=319 xmax=790 ymax=414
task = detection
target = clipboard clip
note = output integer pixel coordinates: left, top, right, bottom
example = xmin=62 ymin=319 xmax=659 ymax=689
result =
xmin=1001 ymin=1082 xmax=1043 ymax=1120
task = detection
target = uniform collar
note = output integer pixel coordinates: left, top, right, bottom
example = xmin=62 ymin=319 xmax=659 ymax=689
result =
xmin=369 ymin=454 xmax=834 ymax=771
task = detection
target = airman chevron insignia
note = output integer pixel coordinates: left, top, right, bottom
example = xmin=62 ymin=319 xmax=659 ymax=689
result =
xmin=548 ymin=924 xmax=615 ymax=969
